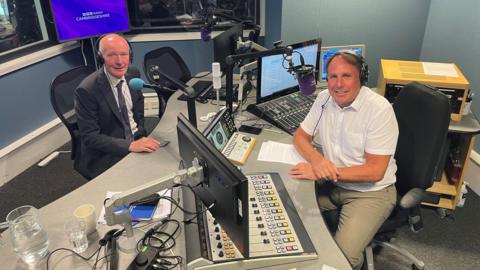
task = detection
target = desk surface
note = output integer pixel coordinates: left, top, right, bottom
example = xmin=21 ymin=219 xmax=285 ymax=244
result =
xmin=0 ymin=86 xmax=351 ymax=269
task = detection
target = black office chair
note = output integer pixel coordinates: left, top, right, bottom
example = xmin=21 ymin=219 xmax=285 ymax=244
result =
xmin=47 ymin=65 xmax=94 ymax=177
xmin=143 ymin=46 xmax=192 ymax=120
xmin=363 ymin=82 xmax=451 ymax=270
xmin=317 ymin=82 xmax=451 ymax=270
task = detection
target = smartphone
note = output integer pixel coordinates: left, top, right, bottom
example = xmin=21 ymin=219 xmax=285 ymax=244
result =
xmin=238 ymin=125 xmax=262 ymax=135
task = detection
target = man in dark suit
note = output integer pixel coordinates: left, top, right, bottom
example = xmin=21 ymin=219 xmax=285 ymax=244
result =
xmin=74 ymin=34 xmax=160 ymax=179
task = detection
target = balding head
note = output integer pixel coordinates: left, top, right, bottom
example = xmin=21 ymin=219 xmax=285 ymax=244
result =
xmin=97 ymin=34 xmax=131 ymax=78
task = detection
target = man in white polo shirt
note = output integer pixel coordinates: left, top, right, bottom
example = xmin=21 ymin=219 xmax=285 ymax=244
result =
xmin=289 ymin=51 xmax=399 ymax=269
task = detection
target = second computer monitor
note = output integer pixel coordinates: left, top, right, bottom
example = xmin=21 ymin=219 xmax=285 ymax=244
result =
xmin=257 ymin=39 xmax=321 ymax=104
xmin=213 ymin=24 xmax=243 ymax=73
xmin=319 ymin=44 xmax=366 ymax=87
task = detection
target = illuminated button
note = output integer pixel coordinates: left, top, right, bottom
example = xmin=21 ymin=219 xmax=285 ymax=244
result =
xmin=286 ymin=246 xmax=293 ymax=251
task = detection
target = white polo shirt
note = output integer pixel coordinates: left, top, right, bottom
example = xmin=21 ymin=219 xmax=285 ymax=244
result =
xmin=300 ymin=86 xmax=399 ymax=191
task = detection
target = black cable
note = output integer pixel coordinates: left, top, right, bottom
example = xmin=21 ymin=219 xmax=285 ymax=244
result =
xmin=46 ymin=246 xmax=102 ymax=270
xmin=191 ymin=71 xmax=211 ymax=78
xmin=183 ymin=202 xmax=215 ymax=224
xmin=92 ymin=245 xmax=102 ymax=270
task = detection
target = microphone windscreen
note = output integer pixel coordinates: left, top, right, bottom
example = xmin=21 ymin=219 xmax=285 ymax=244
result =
xmin=200 ymin=25 xmax=212 ymax=41
xmin=128 ymin=78 xmax=144 ymax=91
xmin=296 ymin=65 xmax=316 ymax=96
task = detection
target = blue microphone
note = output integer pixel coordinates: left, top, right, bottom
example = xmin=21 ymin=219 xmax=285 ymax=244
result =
xmin=128 ymin=78 xmax=148 ymax=91
xmin=129 ymin=77 xmax=194 ymax=97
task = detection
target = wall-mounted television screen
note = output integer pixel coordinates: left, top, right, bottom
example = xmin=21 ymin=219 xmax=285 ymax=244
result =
xmin=50 ymin=0 xmax=130 ymax=42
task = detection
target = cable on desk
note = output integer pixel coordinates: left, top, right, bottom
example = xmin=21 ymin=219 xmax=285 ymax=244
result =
xmin=191 ymin=72 xmax=211 ymax=79
xmin=46 ymin=246 xmax=103 ymax=270
xmin=133 ymin=219 xmax=183 ymax=269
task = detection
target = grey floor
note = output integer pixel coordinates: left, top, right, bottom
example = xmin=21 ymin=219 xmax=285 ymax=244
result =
xmin=1 ymin=117 xmax=479 ymax=270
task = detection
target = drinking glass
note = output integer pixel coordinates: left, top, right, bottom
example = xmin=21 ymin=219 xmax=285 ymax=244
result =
xmin=64 ymin=218 xmax=88 ymax=253
xmin=6 ymin=205 xmax=49 ymax=264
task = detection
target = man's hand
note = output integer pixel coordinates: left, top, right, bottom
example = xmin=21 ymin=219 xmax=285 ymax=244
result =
xmin=288 ymin=162 xmax=318 ymax=180
xmin=129 ymin=137 xmax=161 ymax=153
xmin=310 ymin=155 xmax=339 ymax=181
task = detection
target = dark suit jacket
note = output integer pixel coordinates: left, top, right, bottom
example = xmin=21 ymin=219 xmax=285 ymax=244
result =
xmin=74 ymin=67 xmax=146 ymax=179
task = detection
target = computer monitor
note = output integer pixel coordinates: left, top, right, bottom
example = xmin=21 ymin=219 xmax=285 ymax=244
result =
xmin=213 ymin=24 xmax=243 ymax=73
xmin=203 ymin=109 xmax=236 ymax=151
xmin=256 ymin=39 xmax=321 ymax=104
xmin=319 ymin=44 xmax=366 ymax=87
xmin=177 ymin=113 xmax=249 ymax=258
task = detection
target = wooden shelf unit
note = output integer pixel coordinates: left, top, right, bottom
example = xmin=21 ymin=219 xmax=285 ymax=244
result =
xmin=422 ymin=114 xmax=479 ymax=210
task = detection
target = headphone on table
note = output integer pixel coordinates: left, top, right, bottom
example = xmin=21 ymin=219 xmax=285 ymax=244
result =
xmin=94 ymin=34 xmax=134 ymax=65
xmin=326 ymin=50 xmax=369 ymax=85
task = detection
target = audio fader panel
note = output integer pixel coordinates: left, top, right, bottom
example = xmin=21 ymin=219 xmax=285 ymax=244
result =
xmin=202 ymin=173 xmax=315 ymax=265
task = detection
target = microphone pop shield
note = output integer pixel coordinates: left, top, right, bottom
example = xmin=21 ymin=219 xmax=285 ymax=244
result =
xmin=128 ymin=78 xmax=145 ymax=92
xmin=200 ymin=24 xmax=212 ymax=41
xmin=295 ymin=64 xmax=316 ymax=96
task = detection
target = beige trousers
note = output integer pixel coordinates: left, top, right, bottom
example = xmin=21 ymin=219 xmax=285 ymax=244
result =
xmin=316 ymin=182 xmax=397 ymax=269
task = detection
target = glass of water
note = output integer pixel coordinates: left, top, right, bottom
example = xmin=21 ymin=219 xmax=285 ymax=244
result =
xmin=64 ymin=218 xmax=88 ymax=253
xmin=6 ymin=205 xmax=49 ymax=264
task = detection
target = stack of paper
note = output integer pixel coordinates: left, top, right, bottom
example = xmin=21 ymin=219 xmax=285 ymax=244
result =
xmin=257 ymin=141 xmax=306 ymax=165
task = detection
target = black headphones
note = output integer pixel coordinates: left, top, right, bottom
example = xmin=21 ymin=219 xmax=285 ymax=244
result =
xmin=326 ymin=51 xmax=369 ymax=85
xmin=94 ymin=34 xmax=133 ymax=65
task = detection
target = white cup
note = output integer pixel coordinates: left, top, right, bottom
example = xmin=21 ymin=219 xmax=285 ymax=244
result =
xmin=73 ymin=204 xmax=97 ymax=235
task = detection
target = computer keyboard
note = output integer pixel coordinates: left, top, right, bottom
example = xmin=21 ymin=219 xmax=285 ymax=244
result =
xmin=247 ymin=92 xmax=315 ymax=135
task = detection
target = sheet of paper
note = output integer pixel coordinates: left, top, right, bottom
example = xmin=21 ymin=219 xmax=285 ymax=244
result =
xmin=321 ymin=264 xmax=338 ymax=270
xmin=97 ymin=189 xmax=172 ymax=224
xmin=257 ymin=141 xmax=306 ymax=165
xmin=422 ymin=62 xmax=458 ymax=77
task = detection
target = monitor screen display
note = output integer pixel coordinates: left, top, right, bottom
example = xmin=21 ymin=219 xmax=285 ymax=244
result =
xmin=257 ymin=39 xmax=321 ymax=103
xmin=50 ymin=0 xmax=130 ymax=42
xmin=177 ymin=114 xmax=249 ymax=257
xmin=319 ymin=44 xmax=365 ymax=83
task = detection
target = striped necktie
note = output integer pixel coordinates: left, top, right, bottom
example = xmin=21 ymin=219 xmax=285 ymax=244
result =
xmin=116 ymin=80 xmax=133 ymax=141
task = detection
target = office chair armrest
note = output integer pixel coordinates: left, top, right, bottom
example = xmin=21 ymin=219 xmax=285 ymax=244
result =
xmin=399 ymin=188 xmax=427 ymax=209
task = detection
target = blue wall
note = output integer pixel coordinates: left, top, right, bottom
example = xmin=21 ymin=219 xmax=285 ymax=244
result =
xmin=2 ymin=1 xmax=480 ymax=153
xmin=0 ymin=50 xmax=85 ymax=149
xmin=281 ymin=0 xmax=431 ymax=89
xmin=420 ymin=0 xmax=480 ymax=151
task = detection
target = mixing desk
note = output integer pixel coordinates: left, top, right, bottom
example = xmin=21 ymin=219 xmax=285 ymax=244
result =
xmin=184 ymin=173 xmax=317 ymax=270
